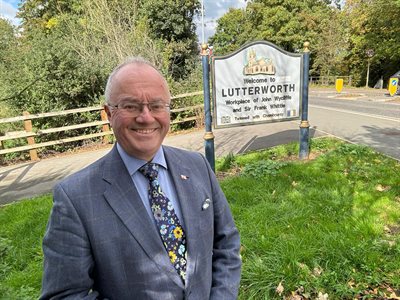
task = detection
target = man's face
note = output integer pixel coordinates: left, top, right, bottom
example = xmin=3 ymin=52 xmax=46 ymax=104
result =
xmin=105 ymin=63 xmax=171 ymax=161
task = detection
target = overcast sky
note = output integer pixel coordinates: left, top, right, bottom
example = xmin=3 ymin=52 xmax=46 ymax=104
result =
xmin=0 ymin=0 xmax=247 ymax=41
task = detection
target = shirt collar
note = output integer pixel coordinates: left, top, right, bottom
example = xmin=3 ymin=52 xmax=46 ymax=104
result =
xmin=116 ymin=143 xmax=167 ymax=176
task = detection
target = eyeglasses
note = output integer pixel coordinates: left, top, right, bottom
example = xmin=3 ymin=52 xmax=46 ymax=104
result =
xmin=108 ymin=101 xmax=170 ymax=116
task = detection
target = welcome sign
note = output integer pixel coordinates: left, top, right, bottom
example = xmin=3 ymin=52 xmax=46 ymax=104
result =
xmin=212 ymin=41 xmax=303 ymax=128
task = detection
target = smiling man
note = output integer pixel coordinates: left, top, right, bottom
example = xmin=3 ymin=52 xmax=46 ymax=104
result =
xmin=40 ymin=57 xmax=241 ymax=300
xmin=104 ymin=61 xmax=171 ymax=161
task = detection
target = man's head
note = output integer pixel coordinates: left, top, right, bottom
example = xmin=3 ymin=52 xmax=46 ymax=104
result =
xmin=105 ymin=58 xmax=171 ymax=161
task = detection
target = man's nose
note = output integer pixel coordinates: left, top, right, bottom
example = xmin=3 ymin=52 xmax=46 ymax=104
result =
xmin=135 ymin=105 xmax=154 ymax=121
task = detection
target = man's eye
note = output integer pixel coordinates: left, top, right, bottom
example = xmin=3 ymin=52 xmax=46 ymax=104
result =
xmin=151 ymin=103 xmax=164 ymax=110
xmin=122 ymin=104 xmax=138 ymax=110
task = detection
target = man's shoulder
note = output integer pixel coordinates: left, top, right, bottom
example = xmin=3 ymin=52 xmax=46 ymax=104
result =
xmin=163 ymin=145 xmax=202 ymax=156
xmin=163 ymin=145 xmax=204 ymax=161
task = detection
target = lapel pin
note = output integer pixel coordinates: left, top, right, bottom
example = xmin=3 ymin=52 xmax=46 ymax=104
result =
xmin=180 ymin=174 xmax=189 ymax=180
xmin=202 ymin=198 xmax=211 ymax=210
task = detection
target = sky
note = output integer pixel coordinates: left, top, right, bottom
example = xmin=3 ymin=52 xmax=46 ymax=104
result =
xmin=196 ymin=0 xmax=247 ymax=42
xmin=0 ymin=0 xmax=20 ymax=26
xmin=0 ymin=0 xmax=247 ymax=41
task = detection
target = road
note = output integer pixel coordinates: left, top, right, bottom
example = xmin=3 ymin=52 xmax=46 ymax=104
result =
xmin=308 ymin=90 xmax=400 ymax=160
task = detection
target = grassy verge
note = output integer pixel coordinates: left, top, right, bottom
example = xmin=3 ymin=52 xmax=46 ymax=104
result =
xmin=0 ymin=195 xmax=52 ymax=299
xmin=219 ymin=138 xmax=400 ymax=299
xmin=1 ymin=137 xmax=399 ymax=299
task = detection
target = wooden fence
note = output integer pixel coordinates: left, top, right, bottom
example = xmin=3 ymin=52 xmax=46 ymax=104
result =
xmin=309 ymin=76 xmax=352 ymax=86
xmin=0 ymin=91 xmax=204 ymax=161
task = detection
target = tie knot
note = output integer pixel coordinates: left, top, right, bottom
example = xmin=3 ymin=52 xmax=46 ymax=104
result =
xmin=139 ymin=163 xmax=159 ymax=181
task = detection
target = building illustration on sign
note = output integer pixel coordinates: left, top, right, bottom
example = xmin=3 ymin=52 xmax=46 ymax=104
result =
xmin=243 ymin=49 xmax=275 ymax=75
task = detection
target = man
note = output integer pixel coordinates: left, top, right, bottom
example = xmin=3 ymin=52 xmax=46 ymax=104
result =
xmin=41 ymin=57 xmax=241 ymax=299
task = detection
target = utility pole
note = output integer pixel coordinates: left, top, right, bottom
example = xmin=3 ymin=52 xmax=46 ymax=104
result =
xmin=365 ymin=49 xmax=374 ymax=88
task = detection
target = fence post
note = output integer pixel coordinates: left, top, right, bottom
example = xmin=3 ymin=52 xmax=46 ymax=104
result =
xmin=100 ymin=108 xmax=111 ymax=144
xmin=23 ymin=111 xmax=38 ymax=161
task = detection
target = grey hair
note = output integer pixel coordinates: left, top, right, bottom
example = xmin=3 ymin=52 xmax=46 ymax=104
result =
xmin=104 ymin=57 xmax=168 ymax=105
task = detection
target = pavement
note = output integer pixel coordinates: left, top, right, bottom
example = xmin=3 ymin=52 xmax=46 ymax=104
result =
xmin=0 ymin=87 xmax=399 ymax=205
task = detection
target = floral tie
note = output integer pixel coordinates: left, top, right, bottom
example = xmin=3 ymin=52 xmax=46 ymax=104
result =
xmin=139 ymin=163 xmax=187 ymax=282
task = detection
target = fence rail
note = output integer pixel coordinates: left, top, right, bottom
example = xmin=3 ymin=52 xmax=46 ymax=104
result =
xmin=309 ymin=76 xmax=352 ymax=86
xmin=0 ymin=91 xmax=204 ymax=161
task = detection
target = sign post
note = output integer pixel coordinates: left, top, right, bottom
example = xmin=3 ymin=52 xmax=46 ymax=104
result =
xmin=299 ymin=42 xmax=310 ymax=159
xmin=201 ymin=44 xmax=215 ymax=171
xmin=389 ymin=77 xmax=399 ymax=97
xmin=335 ymin=78 xmax=344 ymax=93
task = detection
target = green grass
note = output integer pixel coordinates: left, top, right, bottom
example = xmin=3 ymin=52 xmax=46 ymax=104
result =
xmin=0 ymin=195 xmax=52 ymax=299
xmin=1 ymin=137 xmax=399 ymax=299
xmin=220 ymin=138 xmax=400 ymax=299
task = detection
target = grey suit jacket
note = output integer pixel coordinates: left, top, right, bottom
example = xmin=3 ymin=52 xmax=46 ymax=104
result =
xmin=41 ymin=145 xmax=241 ymax=299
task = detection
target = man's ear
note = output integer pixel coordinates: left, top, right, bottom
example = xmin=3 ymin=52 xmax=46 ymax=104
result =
xmin=104 ymin=105 xmax=112 ymax=125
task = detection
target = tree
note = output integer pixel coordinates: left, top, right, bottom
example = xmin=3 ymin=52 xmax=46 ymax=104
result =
xmin=17 ymin=0 xmax=81 ymax=32
xmin=367 ymin=0 xmax=400 ymax=84
xmin=0 ymin=19 xmax=20 ymax=114
xmin=1 ymin=1 xmax=99 ymax=113
xmin=0 ymin=16 xmax=106 ymax=116
xmin=0 ymin=0 xmax=204 ymax=156
xmin=66 ymin=0 xmax=162 ymax=87
xmin=343 ymin=0 xmax=400 ymax=86
xmin=311 ymin=9 xmax=350 ymax=77
xmin=209 ymin=8 xmax=247 ymax=54
xmin=210 ymin=0 xmax=335 ymax=55
xmin=2 ymin=0 xmax=202 ymax=117
xmin=140 ymin=0 xmax=201 ymax=79
xmin=209 ymin=0 xmax=400 ymax=87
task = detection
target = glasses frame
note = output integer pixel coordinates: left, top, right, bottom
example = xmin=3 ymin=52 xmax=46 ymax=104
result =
xmin=107 ymin=101 xmax=171 ymax=115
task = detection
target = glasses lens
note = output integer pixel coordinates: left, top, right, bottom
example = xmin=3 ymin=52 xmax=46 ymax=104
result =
xmin=149 ymin=102 xmax=168 ymax=113
xmin=118 ymin=102 xmax=169 ymax=114
xmin=123 ymin=103 xmax=140 ymax=111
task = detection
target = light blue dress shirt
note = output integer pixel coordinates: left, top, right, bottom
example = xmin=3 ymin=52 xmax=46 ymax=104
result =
xmin=116 ymin=143 xmax=185 ymax=227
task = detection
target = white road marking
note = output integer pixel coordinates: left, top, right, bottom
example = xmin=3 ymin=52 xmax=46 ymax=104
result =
xmin=309 ymin=105 xmax=400 ymax=123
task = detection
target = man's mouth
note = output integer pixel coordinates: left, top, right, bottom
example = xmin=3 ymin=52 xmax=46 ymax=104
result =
xmin=132 ymin=128 xmax=157 ymax=134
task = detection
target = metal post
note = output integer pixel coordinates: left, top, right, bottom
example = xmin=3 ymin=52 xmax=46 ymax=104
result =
xmin=201 ymin=0 xmax=205 ymax=44
xmin=365 ymin=49 xmax=374 ymax=88
xmin=201 ymin=44 xmax=215 ymax=171
xmin=299 ymin=42 xmax=310 ymax=160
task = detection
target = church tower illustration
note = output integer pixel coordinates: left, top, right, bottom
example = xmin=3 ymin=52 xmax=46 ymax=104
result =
xmin=244 ymin=49 xmax=275 ymax=75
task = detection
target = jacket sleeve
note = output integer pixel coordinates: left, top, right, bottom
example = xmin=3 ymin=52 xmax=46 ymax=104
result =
xmin=40 ymin=183 xmax=100 ymax=300
xmin=201 ymin=155 xmax=242 ymax=299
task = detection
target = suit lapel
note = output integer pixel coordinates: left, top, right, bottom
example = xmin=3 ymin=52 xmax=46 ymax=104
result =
xmin=101 ymin=146 xmax=184 ymax=288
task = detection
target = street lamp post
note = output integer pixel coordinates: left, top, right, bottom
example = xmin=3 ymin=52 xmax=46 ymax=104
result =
xmin=365 ymin=49 xmax=374 ymax=88
xmin=201 ymin=0 xmax=205 ymax=44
